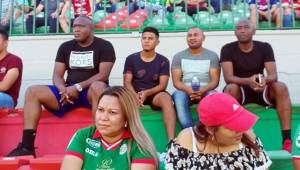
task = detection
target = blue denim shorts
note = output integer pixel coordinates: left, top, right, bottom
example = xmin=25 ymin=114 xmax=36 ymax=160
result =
xmin=0 ymin=92 xmax=14 ymax=109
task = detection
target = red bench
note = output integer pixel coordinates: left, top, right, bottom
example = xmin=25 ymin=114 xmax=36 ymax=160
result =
xmin=0 ymin=108 xmax=94 ymax=169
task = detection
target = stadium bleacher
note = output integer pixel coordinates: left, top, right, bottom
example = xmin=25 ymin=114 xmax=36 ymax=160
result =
xmin=1 ymin=1 xmax=300 ymax=170
xmin=0 ymin=105 xmax=299 ymax=169
xmin=1 ymin=0 xmax=300 ymax=36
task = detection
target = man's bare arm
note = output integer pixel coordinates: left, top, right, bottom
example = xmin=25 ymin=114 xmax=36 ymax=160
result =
xmin=0 ymin=68 xmax=19 ymax=91
xmin=77 ymin=62 xmax=114 ymax=89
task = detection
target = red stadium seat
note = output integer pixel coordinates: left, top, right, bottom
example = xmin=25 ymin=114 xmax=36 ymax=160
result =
xmin=0 ymin=155 xmax=34 ymax=170
xmin=0 ymin=108 xmax=93 ymax=157
xmin=0 ymin=157 xmax=20 ymax=170
xmin=120 ymin=9 xmax=147 ymax=29
xmin=95 ymin=18 xmax=118 ymax=29
xmin=29 ymin=155 xmax=63 ymax=170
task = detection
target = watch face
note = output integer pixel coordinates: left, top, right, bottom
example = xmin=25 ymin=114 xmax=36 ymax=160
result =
xmin=75 ymin=84 xmax=82 ymax=92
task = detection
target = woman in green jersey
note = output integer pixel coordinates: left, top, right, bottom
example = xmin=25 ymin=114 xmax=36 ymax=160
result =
xmin=61 ymin=86 xmax=158 ymax=170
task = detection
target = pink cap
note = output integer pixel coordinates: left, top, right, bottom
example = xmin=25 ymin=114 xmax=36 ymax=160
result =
xmin=197 ymin=93 xmax=258 ymax=132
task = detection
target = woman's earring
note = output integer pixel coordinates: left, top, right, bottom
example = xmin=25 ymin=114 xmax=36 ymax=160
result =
xmin=125 ymin=122 xmax=128 ymax=128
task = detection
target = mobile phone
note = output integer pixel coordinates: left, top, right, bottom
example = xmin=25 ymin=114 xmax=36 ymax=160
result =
xmin=255 ymin=74 xmax=262 ymax=84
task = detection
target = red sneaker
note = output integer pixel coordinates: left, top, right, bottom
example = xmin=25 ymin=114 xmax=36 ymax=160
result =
xmin=282 ymin=139 xmax=292 ymax=153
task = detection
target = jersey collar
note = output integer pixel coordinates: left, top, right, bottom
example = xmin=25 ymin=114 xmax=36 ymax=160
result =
xmin=93 ymin=130 xmax=132 ymax=150
xmin=92 ymin=129 xmax=132 ymax=140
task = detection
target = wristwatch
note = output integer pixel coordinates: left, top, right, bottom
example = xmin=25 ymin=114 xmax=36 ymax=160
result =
xmin=74 ymin=83 xmax=83 ymax=92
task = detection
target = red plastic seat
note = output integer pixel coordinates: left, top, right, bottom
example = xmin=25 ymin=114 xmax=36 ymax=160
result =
xmin=0 ymin=108 xmax=93 ymax=157
xmin=131 ymin=9 xmax=147 ymax=20
xmin=121 ymin=18 xmax=145 ymax=29
xmin=107 ymin=13 xmax=126 ymax=23
xmin=0 ymin=157 xmax=20 ymax=170
xmin=120 ymin=9 xmax=147 ymax=29
xmin=96 ymin=18 xmax=118 ymax=30
xmin=0 ymin=155 xmax=34 ymax=170
xmin=0 ymin=108 xmax=21 ymax=118
xmin=29 ymin=155 xmax=63 ymax=170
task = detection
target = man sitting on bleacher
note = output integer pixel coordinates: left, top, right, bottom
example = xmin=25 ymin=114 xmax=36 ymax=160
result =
xmin=7 ymin=15 xmax=116 ymax=157
xmin=220 ymin=19 xmax=292 ymax=152
xmin=123 ymin=26 xmax=176 ymax=141
xmin=59 ymin=0 xmax=93 ymax=33
xmin=171 ymin=27 xmax=220 ymax=129
xmin=0 ymin=28 xmax=23 ymax=109
xmin=248 ymin=0 xmax=281 ymax=28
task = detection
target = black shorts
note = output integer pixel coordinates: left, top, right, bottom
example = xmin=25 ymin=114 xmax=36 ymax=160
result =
xmin=240 ymin=85 xmax=274 ymax=106
xmin=143 ymin=91 xmax=171 ymax=110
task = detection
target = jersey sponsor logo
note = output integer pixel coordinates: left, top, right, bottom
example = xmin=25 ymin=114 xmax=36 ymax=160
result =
xmin=69 ymin=51 xmax=94 ymax=69
xmin=98 ymin=159 xmax=113 ymax=170
xmin=85 ymin=148 xmax=98 ymax=157
xmin=86 ymin=138 xmax=101 ymax=148
xmin=296 ymin=132 xmax=300 ymax=148
xmin=119 ymin=144 xmax=127 ymax=155
xmin=0 ymin=67 xmax=6 ymax=74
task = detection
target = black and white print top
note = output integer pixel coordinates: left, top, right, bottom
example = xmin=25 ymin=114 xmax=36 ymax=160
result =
xmin=165 ymin=127 xmax=272 ymax=170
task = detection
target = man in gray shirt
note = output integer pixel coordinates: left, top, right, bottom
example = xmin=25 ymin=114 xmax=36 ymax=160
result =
xmin=171 ymin=27 xmax=220 ymax=128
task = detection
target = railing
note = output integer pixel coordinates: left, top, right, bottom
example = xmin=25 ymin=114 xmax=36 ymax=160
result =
xmin=0 ymin=0 xmax=299 ymax=36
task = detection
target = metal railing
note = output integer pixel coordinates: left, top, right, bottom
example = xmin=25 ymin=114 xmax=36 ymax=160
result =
xmin=0 ymin=0 xmax=299 ymax=36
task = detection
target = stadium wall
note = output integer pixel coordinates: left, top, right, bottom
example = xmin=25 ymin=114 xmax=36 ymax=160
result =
xmin=8 ymin=30 xmax=300 ymax=107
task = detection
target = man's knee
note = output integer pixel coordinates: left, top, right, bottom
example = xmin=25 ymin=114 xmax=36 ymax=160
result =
xmin=89 ymin=81 xmax=107 ymax=93
xmin=224 ymin=83 xmax=240 ymax=93
xmin=223 ymin=83 xmax=241 ymax=101
xmin=25 ymin=85 xmax=43 ymax=99
xmin=158 ymin=92 xmax=172 ymax=101
xmin=270 ymin=81 xmax=289 ymax=94
xmin=154 ymin=92 xmax=173 ymax=107
xmin=172 ymin=90 xmax=188 ymax=100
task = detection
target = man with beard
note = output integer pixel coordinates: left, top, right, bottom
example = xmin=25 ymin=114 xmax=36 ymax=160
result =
xmin=123 ymin=26 xmax=176 ymax=141
xmin=220 ymin=19 xmax=292 ymax=152
xmin=171 ymin=27 xmax=220 ymax=128
xmin=7 ymin=15 xmax=116 ymax=157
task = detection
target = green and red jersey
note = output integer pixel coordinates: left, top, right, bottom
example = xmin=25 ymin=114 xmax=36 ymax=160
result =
xmin=66 ymin=126 xmax=155 ymax=170
xmin=293 ymin=123 xmax=300 ymax=160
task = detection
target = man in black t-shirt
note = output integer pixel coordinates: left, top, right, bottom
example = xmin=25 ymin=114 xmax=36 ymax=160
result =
xmin=220 ymin=19 xmax=292 ymax=153
xmin=123 ymin=27 xmax=176 ymax=141
xmin=7 ymin=15 xmax=116 ymax=157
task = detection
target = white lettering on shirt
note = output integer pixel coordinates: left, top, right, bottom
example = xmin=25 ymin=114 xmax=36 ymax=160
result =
xmin=69 ymin=51 xmax=94 ymax=69
xmin=86 ymin=138 xmax=101 ymax=148
xmin=85 ymin=148 xmax=98 ymax=157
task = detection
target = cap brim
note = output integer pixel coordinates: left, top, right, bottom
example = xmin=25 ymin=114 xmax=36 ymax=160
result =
xmin=223 ymin=108 xmax=259 ymax=132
